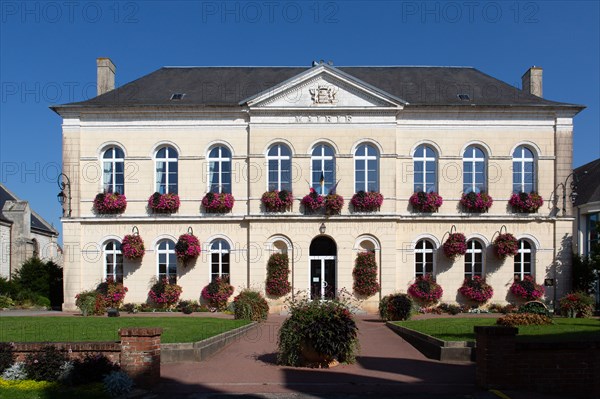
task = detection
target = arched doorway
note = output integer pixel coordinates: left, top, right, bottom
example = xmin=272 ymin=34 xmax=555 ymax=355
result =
xmin=309 ymin=236 xmax=336 ymax=300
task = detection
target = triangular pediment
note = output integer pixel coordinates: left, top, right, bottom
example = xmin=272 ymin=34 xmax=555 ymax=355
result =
xmin=242 ymin=64 xmax=407 ymax=109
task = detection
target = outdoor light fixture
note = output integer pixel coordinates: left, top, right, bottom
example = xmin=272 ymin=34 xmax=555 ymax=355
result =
xmin=57 ymin=173 xmax=72 ymax=218
xmin=555 ymin=170 xmax=587 ymax=216
xmin=132 ymin=226 xmax=139 ymax=236
xmin=319 ymin=223 xmax=326 ymax=235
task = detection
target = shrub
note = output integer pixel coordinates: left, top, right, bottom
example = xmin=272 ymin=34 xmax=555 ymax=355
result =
xmin=438 ymin=303 xmax=463 ymax=315
xmin=324 ymin=193 xmax=344 ymax=215
xmin=559 ymin=292 xmax=594 ymax=318
xmin=12 ymin=258 xmax=62 ymax=306
xmin=96 ymin=277 xmax=128 ymax=309
xmin=14 ymin=290 xmax=51 ymax=309
xmin=509 ymin=191 xmax=543 ymax=213
xmin=121 ymin=234 xmax=145 ymax=260
xmin=488 ymin=303 xmax=517 ymax=314
xmin=233 ymin=289 xmax=269 ymax=321
xmin=1 ymin=362 xmax=27 ymax=381
xmin=409 ymin=191 xmax=443 ymax=213
xmin=379 ymin=293 xmax=413 ymax=321
xmin=103 ymin=370 xmax=134 ymax=397
xmin=517 ymin=301 xmax=550 ymax=317
xmin=458 ymin=276 xmax=494 ymax=303
xmin=351 ymin=191 xmax=383 ymax=212
xmin=0 ymin=276 xmax=20 ymax=298
xmin=121 ymin=303 xmax=138 ymax=313
xmin=443 ymin=233 xmax=467 ymax=259
xmin=202 ymin=192 xmax=235 ymax=213
xmin=24 ymin=345 xmax=68 ymax=381
xmin=177 ymin=300 xmax=202 ymax=314
xmin=301 ymin=188 xmax=325 ymax=213
xmin=201 ymin=276 xmax=234 ymax=310
xmin=93 ymin=192 xmax=127 ymax=214
xmin=496 ymin=313 xmax=553 ymax=327
xmin=75 ymin=290 xmax=103 ymax=316
xmin=493 ymin=233 xmax=519 ymax=259
xmin=0 ymin=294 xmax=14 ymax=308
xmin=510 ymin=275 xmax=544 ymax=301
xmin=148 ymin=192 xmax=180 ymax=213
xmin=261 ymin=190 xmax=294 ymax=212
xmin=572 ymin=253 xmax=599 ymax=294
xmin=175 ymin=233 xmax=201 ymax=262
xmin=352 ymin=251 xmax=380 ymax=297
xmin=278 ymin=299 xmax=358 ymax=366
xmin=148 ymin=278 xmax=182 ymax=309
xmin=265 ymin=253 xmax=291 ymax=298
xmin=0 ymin=343 xmax=15 ymax=374
xmin=460 ymin=191 xmax=493 ymax=212
xmin=69 ymin=353 xmax=120 ymax=385
xmin=408 ymin=274 xmax=443 ymax=305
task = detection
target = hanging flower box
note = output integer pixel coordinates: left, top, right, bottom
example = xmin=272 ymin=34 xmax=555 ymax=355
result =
xmin=408 ymin=274 xmax=443 ymax=305
xmin=265 ymin=253 xmax=291 ymax=297
xmin=175 ymin=233 xmax=201 ymax=263
xmin=510 ymin=275 xmax=544 ymax=301
xmin=352 ymin=251 xmax=380 ymax=297
xmin=202 ymin=192 xmax=235 ymax=213
xmin=493 ymin=233 xmax=518 ymax=259
xmin=149 ymin=278 xmax=182 ymax=310
xmin=443 ymin=232 xmax=467 ymax=259
xmin=509 ymin=192 xmax=544 ymax=213
xmin=458 ymin=276 xmax=493 ymax=304
xmin=148 ymin=192 xmax=180 ymax=214
xmin=121 ymin=234 xmax=145 ymax=260
xmin=460 ymin=192 xmax=493 ymax=212
xmin=324 ymin=193 xmax=344 ymax=215
xmin=262 ymin=190 xmax=294 ymax=212
xmin=351 ymin=191 xmax=383 ymax=212
xmin=409 ymin=191 xmax=443 ymax=213
xmin=301 ymin=188 xmax=325 ymax=213
xmin=93 ymin=192 xmax=127 ymax=214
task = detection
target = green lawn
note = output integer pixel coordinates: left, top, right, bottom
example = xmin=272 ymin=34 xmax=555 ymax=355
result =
xmin=394 ymin=317 xmax=600 ymax=342
xmin=0 ymin=316 xmax=250 ymax=343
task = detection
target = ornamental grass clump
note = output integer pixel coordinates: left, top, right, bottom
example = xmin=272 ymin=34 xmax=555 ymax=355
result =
xmin=265 ymin=253 xmax=291 ymax=298
xmin=202 ymin=192 xmax=235 ymax=213
xmin=493 ymin=233 xmax=518 ymax=259
xmin=262 ymin=190 xmax=294 ymax=212
xmin=458 ymin=276 xmax=494 ymax=304
xmin=460 ymin=191 xmax=493 ymax=212
xmin=351 ymin=191 xmax=383 ymax=212
xmin=175 ymin=233 xmax=201 ymax=262
xmin=93 ymin=192 xmax=127 ymax=214
xmin=408 ymin=274 xmax=443 ymax=305
xmin=510 ymin=275 xmax=544 ymax=301
xmin=324 ymin=193 xmax=344 ymax=215
xmin=352 ymin=252 xmax=380 ymax=297
xmin=121 ymin=234 xmax=145 ymax=260
xmin=233 ymin=289 xmax=269 ymax=321
xmin=558 ymin=291 xmax=594 ymax=318
xmin=301 ymin=188 xmax=325 ymax=213
xmin=443 ymin=233 xmax=467 ymax=260
xmin=509 ymin=191 xmax=544 ymax=213
xmin=409 ymin=191 xmax=443 ymax=213
xmin=379 ymin=293 xmax=413 ymax=321
xmin=148 ymin=278 xmax=182 ymax=309
xmin=201 ymin=276 xmax=234 ymax=310
xmin=278 ymin=298 xmax=358 ymax=367
xmin=148 ymin=192 xmax=180 ymax=213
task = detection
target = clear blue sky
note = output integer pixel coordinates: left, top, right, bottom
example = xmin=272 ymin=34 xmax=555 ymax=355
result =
xmin=1 ymin=0 xmax=599 ymax=240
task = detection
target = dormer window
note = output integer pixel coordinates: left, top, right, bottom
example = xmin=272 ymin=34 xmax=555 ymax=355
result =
xmin=170 ymin=93 xmax=185 ymax=100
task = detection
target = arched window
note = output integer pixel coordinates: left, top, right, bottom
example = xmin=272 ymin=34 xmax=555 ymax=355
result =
xmin=156 ymin=239 xmax=177 ymax=284
xmin=463 ymin=146 xmax=486 ymax=193
xmin=465 ymin=239 xmax=484 ymax=278
xmin=208 ymin=146 xmax=232 ymax=194
xmin=514 ymin=239 xmax=533 ymax=280
xmin=104 ymin=240 xmax=123 ymax=283
xmin=102 ymin=146 xmax=125 ymax=194
xmin=311 ymin=144 xmax=335 ymax=195
xmin=210 ymin=239 xmax=230 ymax=282
xmin=267 ymin=144 xmax=292 ymax=191
xmin=413 ymin=145 xmax=437 ymax=193
xmin=155 ymin=146 xmax=178 ymax=194
xmin=414 ymin=239 xmax=434 ymax=277
xmin=354 ymin=144 xmax=379 ymax=192
xmin=512 ymin=146 xmax=536 ymax=193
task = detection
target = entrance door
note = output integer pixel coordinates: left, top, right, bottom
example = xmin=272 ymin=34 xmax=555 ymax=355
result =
xmin=309 ymin=236 xmax=337 ymax=300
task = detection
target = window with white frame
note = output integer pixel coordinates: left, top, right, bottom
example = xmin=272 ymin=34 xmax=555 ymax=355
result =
xmin=463 ymin=146 xmax=486 ymax=193
xmin=104 ymin=240 xmax=123 ymax=283
xmin=311 ymin=144 xmax=335 ymax=195
xmin=210 ymin=239 xmax=230 ymax=282
xmin=157 ymin=239 xmax=177 ymax=284
xmin=208 ymin=146 xmax=232 ymax=194
xmin=414 ymin=239 xmax=434 ymax=277
xmin=155 ymin=146 xmax=178 ymax=194
xmin=587 ymin=213 xmax=600 ymax=255
xmin=465 ymin=239 xmax=484 ymax=278
xmin=354 ymin=144 xmax=379 ymax=192
xmin=514 ymin=239 xmax=533 ymax=280
xmin=512 ymin=146 xmax=536 ymax=193
xmin=267 ymin=144 xmax=292 ymax=191
xmin=413 ymin=145 xmax=437 ymax=193
xmin=103 ymin=146 xmax=125 ymax=194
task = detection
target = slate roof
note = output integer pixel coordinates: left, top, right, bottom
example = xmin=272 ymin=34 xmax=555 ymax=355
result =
xmin=0 ymin=184 xmax=58 ymax=236
xmin=53 ymin=66 xmax=584 ymax=110
xmin=574 ymin=158 xmax=600 ymax=206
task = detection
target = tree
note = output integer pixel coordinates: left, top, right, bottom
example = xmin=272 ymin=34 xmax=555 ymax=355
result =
xmin=12 ymin=258 xmax=63 ymax=309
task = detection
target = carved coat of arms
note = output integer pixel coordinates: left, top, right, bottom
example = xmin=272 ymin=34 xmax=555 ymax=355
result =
xmin=309 ymin=85 xmax=337 ymax=105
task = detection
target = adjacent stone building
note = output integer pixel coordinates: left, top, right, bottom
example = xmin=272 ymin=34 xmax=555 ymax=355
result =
xmin=52 ymin=59 xmax=584 ymax=312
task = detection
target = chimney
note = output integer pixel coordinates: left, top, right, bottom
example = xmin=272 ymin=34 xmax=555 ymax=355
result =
xmin=97 ymin=58 xmax=116 ymax=96
xmin=521 ymin=66 xmax=543 ymax=97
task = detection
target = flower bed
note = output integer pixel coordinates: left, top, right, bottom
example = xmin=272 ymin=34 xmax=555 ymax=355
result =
xmin=350 ymin=191 xmax=383 ymax=212
xmin=409 ymin=191 xmax=443 ymax=213
xmin=458 ymin=276 xmax=493 ymax=304
xmin=148 ymin=278 xmax=182 ymax=309
xmin=201 ymin=276 xmax=234 ymax=310
xmin=460 ymin=191 xmax=493 ymax=212
xmin=324 ymin=193 xmax=344 ymax=215
xmin=265 ymin=253 xmax=291 ymax=298
xmin=510 ymin=275 xmax=544 ymax=301
xmin=301 ymin=189 xmax=324 ymax=213
xmin=261 ymin=190 xmax=294 ymax=212
xmin=443 ymin=232 xmax=467 ymax=259
xmin=121 ymin=234 xmax=145 ymax=260
xmin=509 ymin=191 xmax=544 ymax=213
xmin=352 ymin=251 xmax=380 ymax=297
xmin=493 ymin=233 xmax=518 ymax=259
xmin=93 ymin=192 xmax=127 ymax=214
xmin=408 ymin=274 xmax=443 ymax=305
xmin=202 ymin=192 xmax=235 ymax=213
xmin=175 ymin=233 xmax=201 ymax=262
xmin=148 ymin=192 xmax=180 ymax=213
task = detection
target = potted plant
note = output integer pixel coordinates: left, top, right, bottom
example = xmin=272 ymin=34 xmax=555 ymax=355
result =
xmin=265 ymin=253 xmax=291 ymax=298
xmin=175 ymin=233 xmax=201 ymax=263
xmin=510 ymin=275 xmax=544 ymax=301
xmin=148 ymin=278 xmax=183 ymax=310
xmin=93 ymin=192 xmax=127 ymax=214
xmin=493 ymin=233 xmax=518 ymax=259
xmin=324 ymin=193 xmax=344 ymax=215
xmin=202 ymin=192 xmax=235 ymax=213
xmin=350 ymin=191 xmax=383 ymax=212
xmin=409 ymin=191 xmax=443 ymax=213
xmin=408 ymin=274 xmax=443 ymax=305
xmin=460 ymin=191 xmax=493 ymax=212
xmin=201 ymin=275 xmax=234 ymax=310
xmin=443 ymin=232 xmax=467 ymax=259
xmin=509 ymin=191 xmax=544 ymax=213
xmin=261 ymin=190 xmax=294 ymax=212
xmin=301 ymin=188 xmax=325 ymax=213
xmin=352 ymin=251 xmax=380 ymax=297
xmin=121 ymin=234 xmax=145 ymax=260
xmin=148 ymin=192 xmax=180 ymax=214
xmin=458 ymin=276 xmax=493 ymax=304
